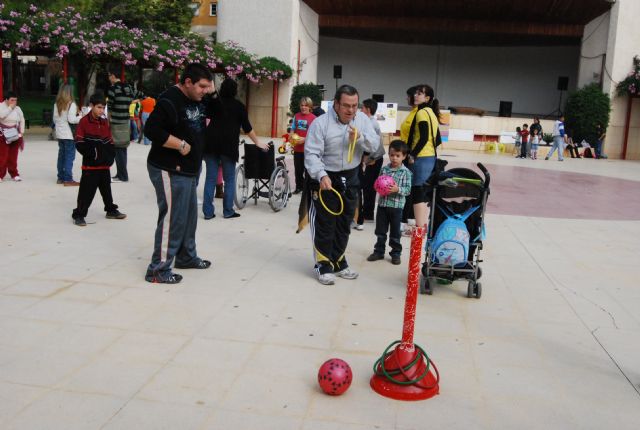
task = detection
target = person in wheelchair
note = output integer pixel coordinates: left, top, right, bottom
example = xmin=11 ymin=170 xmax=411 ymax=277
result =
xmin=304 ymin=85 xmax=381 ymax=285
xmin=203 ymin=78 xmax=269 ymax=219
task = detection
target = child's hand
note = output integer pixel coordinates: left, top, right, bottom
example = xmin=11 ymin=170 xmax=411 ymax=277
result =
xmin=388 ymin=184 xmax=399 ymax=194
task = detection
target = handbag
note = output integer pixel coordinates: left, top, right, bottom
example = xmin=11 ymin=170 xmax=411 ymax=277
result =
xmin=1 ymin=126 xmax=20 ymax=144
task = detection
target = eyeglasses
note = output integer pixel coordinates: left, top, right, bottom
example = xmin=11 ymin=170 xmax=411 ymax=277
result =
xmin=339 ymin=103 xmax=358 ymax=111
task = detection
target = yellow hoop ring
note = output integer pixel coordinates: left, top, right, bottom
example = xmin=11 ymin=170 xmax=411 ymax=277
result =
xmin=319 ymin=188 xmax=344 ymax=216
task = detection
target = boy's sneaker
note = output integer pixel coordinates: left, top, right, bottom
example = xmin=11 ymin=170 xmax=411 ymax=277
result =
xmin=335 ymin=267 xmax=358 ymax=280
xmin=106 ymin=210 xmax=127 ymax=219
xmin=73 ymin=217 xmax=87 ymax=227
xmin=391 ymin=256 xmax=401 ymax=265
xmin=318 ymin=273 xmax=335 ymax=285
xmin=175 ymin=259 xmax=212 ymax=269
xmin=367 ymin=253 xmax=384 ymax=262
xmin=145 ymin=271 xmax=183 ymax=284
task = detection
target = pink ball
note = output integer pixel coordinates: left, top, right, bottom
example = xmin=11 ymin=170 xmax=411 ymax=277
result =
xmin=374 ymin=175 xmax=397 ymax=196
xmin=317 ymin=358 xmax=353 ymax=396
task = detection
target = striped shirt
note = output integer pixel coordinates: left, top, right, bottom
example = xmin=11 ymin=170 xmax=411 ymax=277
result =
xmin=107 ymin=81 xmax=141 ymax=124
xmin=378 ymin=163 xmax=412 ymax=209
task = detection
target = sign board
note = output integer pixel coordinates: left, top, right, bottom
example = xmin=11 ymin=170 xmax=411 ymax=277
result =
xmin=321 ymin=101 xmax=398 ymax=134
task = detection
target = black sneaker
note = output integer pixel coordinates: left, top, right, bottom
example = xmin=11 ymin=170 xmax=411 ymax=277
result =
xmin=224 ymin=213 xmax=241 ymax=219
xmin=391 ymin=256 xmax=401 ymax=265
xmin=367 ymin=253 xmax=384 ymax=262
xmin=145 ymin=272 xmax=183 ymax=284
xmin=73 ymin=217 xmax=87 ymax=227
xmin=106 ymin=210 xmax=127 ymax=219
xmin=175 ymin=259 xmax=212 ymax=269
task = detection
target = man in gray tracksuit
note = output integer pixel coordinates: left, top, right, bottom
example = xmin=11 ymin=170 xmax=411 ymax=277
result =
xmin=304 ymin=85 xmax=381 ymax=285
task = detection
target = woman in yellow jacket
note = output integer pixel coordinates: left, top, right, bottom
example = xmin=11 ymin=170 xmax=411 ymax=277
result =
xmin=400 ymin=84 xmax=441 ymax=230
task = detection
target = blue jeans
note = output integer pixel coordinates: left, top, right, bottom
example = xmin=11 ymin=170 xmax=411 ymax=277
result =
xmin=130 ymin=119 xmax=139 ymax=141
xmin=410 ymin=155 xmax=436 ymax=186
xmin=547 ymin=136 xmax=565 ymax=160
xmin=141 ymin=112 xmax=151 ymax=145
xmin=203 ymin=154 xmax=236 ymax=218
xmin=57 ymin=139 xmax=76 ymax=182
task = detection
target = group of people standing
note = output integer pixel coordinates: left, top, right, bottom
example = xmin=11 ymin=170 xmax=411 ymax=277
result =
xmin=302 ymin=83 xmax=442 ymax=285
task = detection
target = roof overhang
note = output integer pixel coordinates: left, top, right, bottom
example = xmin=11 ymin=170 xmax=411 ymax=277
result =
xmin=303 ymin=0 xmax=614 ymax=46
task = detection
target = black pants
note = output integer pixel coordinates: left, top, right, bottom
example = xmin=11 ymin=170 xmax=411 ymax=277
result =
xmin=520 ymin=140 xmax=529 ymax=158
xmin=374 ymin=206 xmax=403 ymax=257
xmin=362 ymin=158 xmax=383 ymax=220
xmin=309 ymin=168 xmax=359 ymax=275
xmin=293 ymin=152 xmax=305 ymax=191
xmin=114 ymin=147 xmax=128 ymax=181
xmin=72 ymin=169 xmax=118 ymax=218
xmin=567 ymin=145 xmax=580 ymax=158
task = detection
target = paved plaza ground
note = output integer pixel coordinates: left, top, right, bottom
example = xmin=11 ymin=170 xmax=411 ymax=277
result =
xmin=1 ymin=128 xmax=640 ymax=429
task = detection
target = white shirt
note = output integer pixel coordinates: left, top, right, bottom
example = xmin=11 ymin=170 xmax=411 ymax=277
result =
xmin=53 ymin=102 xmax=81 ymax=140
xmin=0 ymin=101 xmax=25 ymax=133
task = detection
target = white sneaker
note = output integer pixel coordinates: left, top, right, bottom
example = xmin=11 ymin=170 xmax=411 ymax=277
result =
xmin=318 ymin=273 xmax=335 ymax=285
xmin=335 ymin=267 xmax=359 ymax=280
xmin=13 ymin=176 xmax=22 ymax=182
xmin=111 ymin=177 xmax=122 ymax=183
xmin=355 ymin=224 xmax=364 ymax=231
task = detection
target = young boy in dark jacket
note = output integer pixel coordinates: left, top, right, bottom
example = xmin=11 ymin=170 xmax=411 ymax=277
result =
xmin=71 ymin=92 xmax=126 ymax=226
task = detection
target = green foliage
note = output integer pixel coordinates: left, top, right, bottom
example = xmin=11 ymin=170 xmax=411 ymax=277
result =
xmin=542 ymin=133 xmax=553 ymax=144
xmin=564 ymin=83 xmax=611 ymax=144
xmin=289 ymin=82 xmax=322 ymax=115
xmin=89 ymin=0 xmax=194 ymax=37
xmin=615 ymin=55 xmax=640 ymax=97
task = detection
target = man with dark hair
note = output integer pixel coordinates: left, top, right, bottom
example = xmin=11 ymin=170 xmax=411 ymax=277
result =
xmin=143 ymin=63 xmax=214 ymax=284
xmin=107 ymin=69 xmax=141 ymax=182
xmin=304 ymin=84 xmax=381 ymax=285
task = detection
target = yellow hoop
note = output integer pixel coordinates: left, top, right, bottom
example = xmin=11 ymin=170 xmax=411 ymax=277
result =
xmin=347 ymin=127 xmax=358 ymax=163
xmin=319 ymin=188 xmax=344 ymax=216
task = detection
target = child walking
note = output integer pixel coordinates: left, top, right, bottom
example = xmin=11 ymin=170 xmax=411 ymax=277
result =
xmin=530 ymin=128 xmax=540 ymax=159
xmin=366 ymin=140 xmax=412 ymax=265
xmin=71 ymin=92 xmax=126 ymax=226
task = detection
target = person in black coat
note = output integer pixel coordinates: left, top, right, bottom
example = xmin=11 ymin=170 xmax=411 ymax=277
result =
xmin=202 ymin=78 xmax=269 ymax=219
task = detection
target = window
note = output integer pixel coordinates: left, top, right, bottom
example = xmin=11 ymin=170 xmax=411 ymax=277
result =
xmin=210 ymin=2 xmax=217 ymax=16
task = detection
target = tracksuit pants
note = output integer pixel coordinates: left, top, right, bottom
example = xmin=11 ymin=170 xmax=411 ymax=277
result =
xmin=147 ymin=163 xmax=199 ymax=276
xmin=309 ymin=168 xmax=359 ymax=275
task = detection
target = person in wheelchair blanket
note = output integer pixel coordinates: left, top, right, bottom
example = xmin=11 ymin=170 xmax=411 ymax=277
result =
xmin=303 ymin=85 xmax=381 ymax=285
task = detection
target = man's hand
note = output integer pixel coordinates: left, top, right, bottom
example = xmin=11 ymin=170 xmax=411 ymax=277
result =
xmin=320 ymin=175 xmax=332 ymax=190
xmin=179 ymin=141 xmax=191 ymax=156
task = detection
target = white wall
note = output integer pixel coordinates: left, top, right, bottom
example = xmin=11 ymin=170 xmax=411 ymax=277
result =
xmin=318 ymin=37 xmax=580 ymax=115
xmin=577 ymin=12 xmax=610 ymax=88
xmin=297 ymin=1 xmax=319 ymax=84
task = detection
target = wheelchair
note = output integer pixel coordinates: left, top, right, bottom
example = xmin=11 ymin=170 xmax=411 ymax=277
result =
xmin=234 ymin=140 xmax=291 ymax=212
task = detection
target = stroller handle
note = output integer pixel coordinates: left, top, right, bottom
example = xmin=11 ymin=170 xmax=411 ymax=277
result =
xmin=476 ymin=162 xmax=490 ymax=188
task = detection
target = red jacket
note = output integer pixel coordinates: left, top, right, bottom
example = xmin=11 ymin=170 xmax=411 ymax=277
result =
xmin=75 ymin=114 xmax=115 ymax=169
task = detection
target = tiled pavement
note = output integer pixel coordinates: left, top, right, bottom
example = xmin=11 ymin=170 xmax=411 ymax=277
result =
xmin=1 ymin=131 xmax=640 ymax=429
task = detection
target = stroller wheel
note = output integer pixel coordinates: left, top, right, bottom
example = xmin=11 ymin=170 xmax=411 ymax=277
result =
xmin=467 ymin=280 xmax=482 ymax=299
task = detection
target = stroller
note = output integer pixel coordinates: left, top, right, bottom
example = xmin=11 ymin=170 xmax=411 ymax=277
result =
xmin=420 ymin=162 xmax=490 ymax=299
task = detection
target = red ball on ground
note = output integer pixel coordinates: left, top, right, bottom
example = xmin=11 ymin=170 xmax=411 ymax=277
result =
xmin=318 ymin=358 xmax=353 ymax=395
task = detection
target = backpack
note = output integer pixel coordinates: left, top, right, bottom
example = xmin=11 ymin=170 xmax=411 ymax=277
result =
xmin=431 ymin=205 xmax=479 ymax=267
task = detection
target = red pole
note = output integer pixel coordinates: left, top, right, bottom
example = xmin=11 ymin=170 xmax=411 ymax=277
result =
xmin=63 ymin=56 xmax=68 ymax=84
xmin=0 ymin=50 xmax=3 ymax=101
xmin=271 ymin=80 xmax=279 ymax=138
xmin=120 ymin=63 xmax=125 ymax=82
xmin=622 ymin=95 xmax=634 ymax=160
xmin=370 ymin=226 xmax=440 ymax=401
xmin=400 ymin=226 xmax=425 ymax=346
xmin=174 ymin=68 xmax=179 ymax=84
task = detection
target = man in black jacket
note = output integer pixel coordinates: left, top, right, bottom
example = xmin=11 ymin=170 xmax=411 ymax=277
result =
xmin=143 ymin=63 xmax=214 ymax=284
